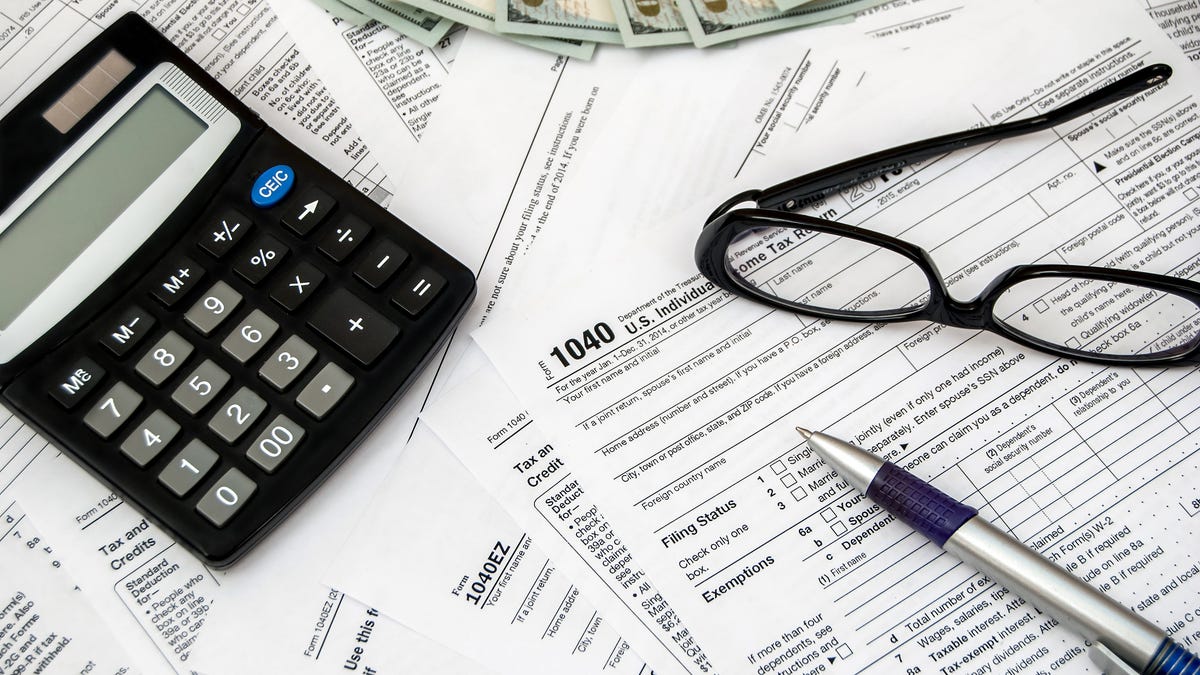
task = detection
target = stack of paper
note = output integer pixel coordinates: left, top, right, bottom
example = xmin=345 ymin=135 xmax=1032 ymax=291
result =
xmin=3 ymin=0 xmax=1199 ymax=673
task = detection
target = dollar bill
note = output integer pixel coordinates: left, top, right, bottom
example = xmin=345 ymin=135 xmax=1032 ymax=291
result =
xmin=772 ymin=0 xmax=819 ymax=9
xmin=608 ymin=0 xmax=691 ymax=47
xmin=394 ymin=0 xmax=598 ymax=57
xmin=311 ymin=0 xmax=372 ymax=23
xmin=676 ymin=0 xmax=889 ymax=47
xmin=497 ymin=0 xmax=624 ymax=45
xmin=339 ymin=0 xmax=456 ymax=46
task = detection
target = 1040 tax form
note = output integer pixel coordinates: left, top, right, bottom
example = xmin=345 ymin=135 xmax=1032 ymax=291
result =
xmin=472 ymin=1 xmax=1200 ymax=673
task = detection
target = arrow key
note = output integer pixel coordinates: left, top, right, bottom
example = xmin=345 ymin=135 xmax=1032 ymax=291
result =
xmin=281 ymin=186 xmax=336 ymax=236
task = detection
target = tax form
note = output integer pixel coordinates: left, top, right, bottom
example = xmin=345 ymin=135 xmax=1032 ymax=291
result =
xmin=322 ymin=4 xmax=981 ymax=674
xmin=0 ymin=1 xmax=451 ymax=672
xmin=0 ymin=414 xmax=135 ymax=675
xmin=472 ymin=1 xmax=1200 ymax=673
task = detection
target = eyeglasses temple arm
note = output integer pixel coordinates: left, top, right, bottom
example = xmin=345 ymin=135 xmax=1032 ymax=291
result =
xmin=755 ymin=63 xmax=1172 ymax=212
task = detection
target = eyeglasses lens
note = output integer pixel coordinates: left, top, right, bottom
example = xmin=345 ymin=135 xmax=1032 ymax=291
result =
xmin=724 ymin=225 xmax=929 ymax=316
xmin=993 ymin=277 xmax=1200 ymax=358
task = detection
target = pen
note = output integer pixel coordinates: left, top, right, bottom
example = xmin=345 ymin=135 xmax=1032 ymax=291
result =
xmin=796 ymin=427 xmax=1200 ymax=675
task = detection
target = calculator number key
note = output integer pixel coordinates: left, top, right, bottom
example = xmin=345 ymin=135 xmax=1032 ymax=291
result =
xmin=259 ymin=336 xmax=317 ymax=391
xmin=159 ymin=440 xmax=217 ymax=497
xmin=247 ymin=415 xmax=305 ymax=473
xmin=209 ymin=387 xmax=267 ymax=444
xmin=196 ymin=469 xmax=257 ymax=527
xmin=120 ymin=410 xmax=180 ymax=467
xmin=172 ymin=360 xmax=230 ymax=415
xmin=84 ymin=382 xmax=143 ymax=439
xmin=136 ymin=332 xmax=194 ymax=387
xmin=221 ymin=310 xmax=279 ymax=363
xmin=185 ymin=281 xmax=243 ymax=336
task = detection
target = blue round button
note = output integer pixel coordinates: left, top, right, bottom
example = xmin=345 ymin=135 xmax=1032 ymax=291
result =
xmin=251 ymin=164 xmax=295 ymax=208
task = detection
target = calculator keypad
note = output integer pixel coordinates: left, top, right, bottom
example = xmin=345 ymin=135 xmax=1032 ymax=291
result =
xmin=159 ymin=440 xmax=218 ymax=497
xmin=296 ymin=363 xmax=354 ymax=420
xmin=99 ymin=306 xmax=156 ymax=357
xmin=83 ymin=382 xmax=142 ymax=439
xmin=172 ymin=360 xmax=230 ymax=415
xmin=120 ymin=410 xmax=181 ymax=467
xmin=136 ymin=331 xmax=193 ymax=386
xmin=185 ymin=281 xmax=242 ymax=336
xmin=233 ymin=234 xmax=288 ymax=284
xmin=2 ymin=132 xmax=474 ymax=568
xmin=260 ymin=336 xmax=316 ymax=391
xmin=221 ymin=310 xmax=279 ymax=363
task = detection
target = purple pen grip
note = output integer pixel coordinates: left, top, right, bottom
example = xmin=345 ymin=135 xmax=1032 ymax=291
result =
xmin=866 ymin=462 xmax=977 ymax=547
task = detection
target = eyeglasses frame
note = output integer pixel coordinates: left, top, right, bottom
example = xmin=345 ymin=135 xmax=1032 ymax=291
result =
xmin=694 ymin=63 xmax=1200 ymax=366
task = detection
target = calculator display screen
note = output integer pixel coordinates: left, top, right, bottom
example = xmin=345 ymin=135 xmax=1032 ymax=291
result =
xmin=0 ymin=86 xmax=206 ymax=328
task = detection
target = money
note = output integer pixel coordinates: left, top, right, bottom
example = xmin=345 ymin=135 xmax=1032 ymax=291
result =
xmin=340 ymin=0 xmax=456 ymax=46
xmin=393 ymin=0 xmax=598 ymax=57
xmin=311 ymin=0 xmax=372 ymax=23
xmin=496 ymin=0 xmax=624 ymax=45
xmin=772 ymin=0 xmax=819 ymax=9
xmin=608 ymin=0 xmax=692 ymax=47
xmin=317 ymin=0 xmax=881 ymax=53
xmin=676 ymin=0 xmax=889 ymax=47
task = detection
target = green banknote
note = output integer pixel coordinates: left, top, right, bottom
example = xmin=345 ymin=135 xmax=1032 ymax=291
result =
xmin=608 ymin=0 xmax=691 ymax=47
xmin=311 ymin=0 xmax=372 ymax=23
xmin=496 ymin=0 xmax=624 ymax=45
xmin=676 ymin=0 xmax=888 ymax=47
xmin=340 ymin=0 xmax=456 ymax=46
xmin=396 ymin=0 xmax=598 ymax=57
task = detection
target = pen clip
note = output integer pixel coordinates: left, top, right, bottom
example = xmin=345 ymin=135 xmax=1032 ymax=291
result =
xmin=1088 ymin=642 xmax=1140 ymax=675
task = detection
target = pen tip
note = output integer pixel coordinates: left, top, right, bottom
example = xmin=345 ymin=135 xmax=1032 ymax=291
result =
xmin=795 ymin=427 xmax=812 ymax=439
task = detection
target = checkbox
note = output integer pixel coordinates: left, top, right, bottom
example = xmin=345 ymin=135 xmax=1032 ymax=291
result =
xmin=1065 ymin=336 xmax=1081 ymax=350
xmin=781 ymin=474 xmax=797 ymax=488
xmin=832 ymin=521 xmax=848 ymax=535
xmin=213 ymin=28 xmax=227 ymax=40
xmin=790 ymin=486 xmax=807 ymax=501
xmin=771 ymin=460 xmax=786 ymax=475
xmin=237 ymin=3 xmax=251 ymax=14
xmin=821 ymin=507 xmax=835 ymax=522
xmin=836 ymin=644 xmax=853 ymax=658
xmin=1034 ymin=299 xmax=1048 ymax=313
xmin=1186 ymin=188 xmax=1197 ymax=200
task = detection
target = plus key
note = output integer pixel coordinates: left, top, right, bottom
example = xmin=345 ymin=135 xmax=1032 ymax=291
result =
xmin=307 ymin=288 xmax=399 ymax=366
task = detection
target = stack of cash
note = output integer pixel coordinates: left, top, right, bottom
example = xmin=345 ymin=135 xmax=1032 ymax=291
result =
xmin=312 ymin=0 xmax=890 ymax=58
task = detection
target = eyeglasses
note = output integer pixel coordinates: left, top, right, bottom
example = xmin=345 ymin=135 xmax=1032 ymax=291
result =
xmin=695 ymin=63 xmax=1200 ymax=367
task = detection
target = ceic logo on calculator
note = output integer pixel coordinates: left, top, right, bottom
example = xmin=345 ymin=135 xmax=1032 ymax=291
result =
xmin=0 ymin=14 xmax=475 ymax=566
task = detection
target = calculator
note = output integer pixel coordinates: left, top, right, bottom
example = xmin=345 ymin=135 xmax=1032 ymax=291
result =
xmin=0 ymin=14 xmax=475 ymax=567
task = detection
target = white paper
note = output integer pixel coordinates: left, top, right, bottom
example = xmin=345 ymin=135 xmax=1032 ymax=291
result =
xmin=269 ymin=0 xmax=465 ymax=179
xmin=473 ymin=2 xmax=1200 ymax=673
xmin=0 ymin=414 xmax=135 ymax=675
xmin=330 ymin=416 xmax=653 ymax=674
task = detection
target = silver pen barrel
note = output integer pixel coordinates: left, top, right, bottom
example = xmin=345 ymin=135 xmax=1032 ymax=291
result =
xmin=945 ymin=518 xmax=1165 ymax=671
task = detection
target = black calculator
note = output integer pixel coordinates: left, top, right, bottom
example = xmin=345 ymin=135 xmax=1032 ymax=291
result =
xmin=0 ymin=14 xmax=475 ymax=567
